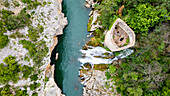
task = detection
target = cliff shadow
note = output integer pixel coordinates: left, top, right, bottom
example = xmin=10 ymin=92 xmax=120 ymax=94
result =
xmin=51 ymin=35 xmax=64 ymax=92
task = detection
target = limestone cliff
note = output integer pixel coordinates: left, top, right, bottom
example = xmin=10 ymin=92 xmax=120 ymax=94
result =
xmin=0 ymin=0 xmax=67 ymax=95
xmin=42 ymin=0 xmax=68 ymax=95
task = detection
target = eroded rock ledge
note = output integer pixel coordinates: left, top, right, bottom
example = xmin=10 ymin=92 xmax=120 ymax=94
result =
xmin=83 ymin=0 xmax=118 ymax=95
xmin=43 ymin=0 xmax=67 ymax=96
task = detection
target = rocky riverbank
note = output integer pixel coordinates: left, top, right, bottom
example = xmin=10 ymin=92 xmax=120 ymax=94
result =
xmin=82 ymin=0 xmax=116 ymax=95
xmin=43 ymin=0 xmax=67 ymax=95
xmin=82 ymin=0 xmax=170 ymax=96
xmin=0 ymin=0 xmax=67 ymax=95
xmin=81 ymin=0 xmax=133 ymax=95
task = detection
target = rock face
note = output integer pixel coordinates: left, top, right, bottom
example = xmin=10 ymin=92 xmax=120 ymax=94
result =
xmin=86 ymin=0 xmax=102 ymax=32
xmin=83 ymin=1 xmax=122 ymax=96
xmin=43 ymin=65 xmax=64 ymax=96
xmin=86 ymin=0 xmax=94 ymax=6
xmin=104 ymin=18 xmax=135 ymax=51
xmin=83 ymin=70 xmax=118 ymax=96
xmin=0 ymin=0 xmax=67 ymax=95
xmin=43 ymin=0 xmax=67 ymax=96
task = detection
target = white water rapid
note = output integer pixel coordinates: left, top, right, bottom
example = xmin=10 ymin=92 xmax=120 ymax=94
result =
xmin=78 ymin=46 xmax=134 ymax=67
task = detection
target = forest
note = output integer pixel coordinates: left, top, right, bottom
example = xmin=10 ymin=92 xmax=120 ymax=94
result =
xmin=88 ymin=0 xmax=170 ymax=96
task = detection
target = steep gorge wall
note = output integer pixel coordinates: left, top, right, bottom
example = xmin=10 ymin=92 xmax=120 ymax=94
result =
xmin=43 ymin=0 xmax=67 ymax=96
xmin=0 ymin=0 xmax=67 ymax=95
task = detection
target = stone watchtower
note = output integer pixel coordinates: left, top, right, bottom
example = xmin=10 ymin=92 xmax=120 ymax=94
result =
xmin=104 ymin=18 xmax=135 ymax=52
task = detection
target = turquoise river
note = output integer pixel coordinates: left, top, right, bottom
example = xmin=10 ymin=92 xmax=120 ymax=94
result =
xmin=52 ymin=0 xmax=90 ymax=96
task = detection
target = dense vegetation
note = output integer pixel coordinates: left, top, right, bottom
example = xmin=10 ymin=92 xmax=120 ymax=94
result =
xmin=125 ymin=4 xmax=168 ymax=35
xmin=0 ymin=32 xmax=9 ymax=49
xmin=106 ymin=23 xmax=170 ymax=96
xmin=88 ymin=0 xmax=170 ymax=96
xmin=0 ymin=55 xmax=21 ymax=84
xmin=94 ymin=0 xmax=169 ymax=31
xmin=0 ymin=55 xmax=35 ymax=84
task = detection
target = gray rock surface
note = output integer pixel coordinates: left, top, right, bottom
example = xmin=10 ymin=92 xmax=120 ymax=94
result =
xmin=83 ymin=70 xmax=118 ymax=96
xmin=42 ymin=65 xmax=64 ymax=96
xmin=0 ymin=0 xmax=67 ymax=96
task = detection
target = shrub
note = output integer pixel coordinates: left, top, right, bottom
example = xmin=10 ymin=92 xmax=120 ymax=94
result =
xmin=10 ymin=31 xmax=25 ymax=39
xmin=32 ymin=92 xmax=38 ymax=96
xmin=0 ymin=33 xmax=9 ymax=49
xmin=2 ymin=0 xmax=10 ymax=7
xmin=43 ymin=77 xmax=49 ymax=82
xmin=30 ymin=82 xmax=41 ymax=90
xmin=125 ymin=4 xmax=168 ymax=35
xmin=30 ymin=74 xmax=38 ymax=81
xmin=0 ymin=55 xmax=20 ymax=84
xmin=21 ymin=0 xmax=31 ymax=3
xmin=22 ymin=65 xmax=34 ymax=79
xmin=27 ymin=25 xmax=44 ymax=42
xmin=13 ymin=0 xmax=20 ymax=7
xmin=25 ymin=1 xmax=42 ymax=10
xmin=0 ymin=9 xmax=31 ymax=31
xmin=15 ymin=89 xmax=28 ymax=96
xmin=24 ymin=56 xmax=30 ymax=62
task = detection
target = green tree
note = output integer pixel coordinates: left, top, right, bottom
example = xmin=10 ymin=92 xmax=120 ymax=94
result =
xmin=0 ymin=55 xmax=20 ymax=84
xmin=125 ymin=4 xmax=168 ymax=35
xmin=0 ymin=84 xmax=13 ymax=96
xmin=96 ymin=0 xmax=119 ymax=29
xmin=105 ymin=23 xmax=170 ymax=96
xmin=0 ymin=33 xmax=9 ymax=49
xmin=15 ymin=89 xmax=28 ymax=96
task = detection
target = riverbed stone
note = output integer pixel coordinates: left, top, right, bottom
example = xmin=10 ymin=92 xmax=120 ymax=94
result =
xmin=85 ymin=3 xmax=91 ymax=8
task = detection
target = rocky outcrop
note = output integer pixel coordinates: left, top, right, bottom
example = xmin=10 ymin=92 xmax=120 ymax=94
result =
xmin=43 ymin=0 xmax=67 ymax=96
xmin=0 ymin=0 xmax=67 ymax=95
xmin=86 ymin=0 xmax=102 ymax=32
xmin=43 ymin=65 xmax=63 ymax=96
xmin=83 ymin=70 xmax=118 ymax=96
xmin=90 ymin=10 xmax=102 ymax=31
xmin=83 ymin=0 xmax=120 ymax=96
xmin=85 ymin=0 xmax=96 ymax=8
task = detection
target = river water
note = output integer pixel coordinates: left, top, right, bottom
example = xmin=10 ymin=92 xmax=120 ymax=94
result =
xmin=52 ymin=0 xmax=90 ymax=95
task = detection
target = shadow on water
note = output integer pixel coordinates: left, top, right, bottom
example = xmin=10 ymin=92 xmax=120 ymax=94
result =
xmin=51 ymin=35 xmax=64 ymax=91
xmin=51 ymin=0 xmax=90 ymax=95
xmin=52 ymin=0 xmax=70 ymax=91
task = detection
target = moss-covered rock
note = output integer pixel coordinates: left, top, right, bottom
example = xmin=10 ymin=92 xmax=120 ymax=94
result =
xmin=83 ymin=63 xmax=92 ymax=69
xmin=93 ymin=64 xmax=108 ymax=70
